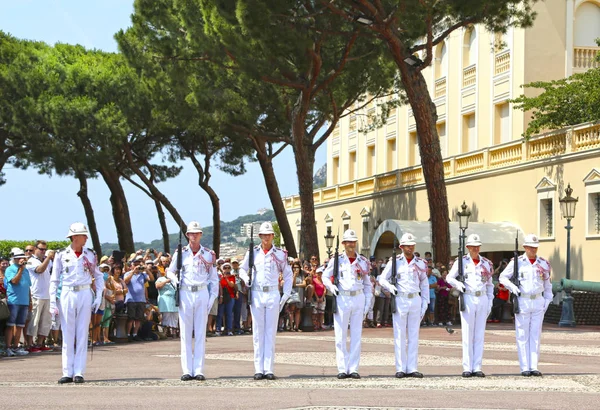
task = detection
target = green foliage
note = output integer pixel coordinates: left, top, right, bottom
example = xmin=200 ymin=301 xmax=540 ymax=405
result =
xmin=512 ymin=67 xmax=600 ymax=137
xmin=0 ymin=240 xmax=70 ymax=258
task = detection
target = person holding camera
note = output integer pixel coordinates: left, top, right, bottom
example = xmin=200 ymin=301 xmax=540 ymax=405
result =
xmin=166 ymin=221 xmax=219 ymax=381
xmin=50 ymin=223 xmax=104 ymax=384
xmin=4 ymin=249 xmax=32 ymax=357
xmin=124 ymin=256 xmax=148 ymax=341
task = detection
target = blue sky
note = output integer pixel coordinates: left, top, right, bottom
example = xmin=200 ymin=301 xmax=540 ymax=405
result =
xmin=0 ymin=0 xmax=326 ymax=243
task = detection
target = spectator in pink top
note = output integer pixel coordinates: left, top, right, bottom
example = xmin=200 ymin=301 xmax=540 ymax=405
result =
xmin=436 ymin=268 xmax=452 ymax=326
xmin=312 ymin=267 xmax=326 ymax=331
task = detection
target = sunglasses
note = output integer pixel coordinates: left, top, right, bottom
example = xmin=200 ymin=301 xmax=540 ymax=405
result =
xmin=25 ymin=249 xmax=35 ymax=252
xmin=36 ymin=247 xmax=47 ymax=251
xmin=223 ymin=267 xmax=231 ymax=270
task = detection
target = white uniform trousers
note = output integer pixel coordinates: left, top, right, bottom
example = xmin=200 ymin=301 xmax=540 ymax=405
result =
xmin=392 ymin=295 xmax=421 ymax=373
xmin=178 ymin=288 xmax=209 ymax=376
xmin=250 ymin=290 xmax=280 ymax=375
xmin=459 ymin=294 xmax=489 ymax=372
xmin=514 ymin=296 xmax=545 ymax=372
xmin=59 ymin=288 xmax=93 ymax=378
xmin=333 ymin=293 xmax=365 ymax=374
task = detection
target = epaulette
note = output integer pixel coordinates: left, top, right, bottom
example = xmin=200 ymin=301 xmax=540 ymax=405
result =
xmin=254 ymin=245 xmax=260 ymax=251
xmin=481 ymin=256 xmax=492 ymax=264
xmin=182 ymin=245 xmax=189 ymax=252
xmin=209 ymin=249 xmax=216 ymax=259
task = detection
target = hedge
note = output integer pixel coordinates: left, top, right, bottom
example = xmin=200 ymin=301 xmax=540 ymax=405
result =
xmin=0 ymin=240 xmax=71 ymax=259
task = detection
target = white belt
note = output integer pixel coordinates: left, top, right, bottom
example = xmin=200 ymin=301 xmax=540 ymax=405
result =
xmin=64 ymin=284 xmax=91 ymax=292
xmin=180 ymin=284 xmax=208 ymax=292
xmin=519 ymin=292 xmax=543 ymax=300
xmin=252 ymin=285 xmax=278 ymax=292
xmin=338 ymin=289 xmax=363 ymax=297
xmin=397 ymin=292 xmax=420 ymax=299
xmin=464 ymin=290 xmax=486 ymax=297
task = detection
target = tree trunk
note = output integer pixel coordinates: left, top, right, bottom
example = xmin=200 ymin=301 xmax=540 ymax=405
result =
xmin=123 ymin=146 xmax=186 ymax=233
xmin=153 ymin=198 xmax=170 ymax=253
xmin=291 ymin=92 xmax=320 ymax=260
xmin=253 ymin=139 xmax=298 ymax=257
xmin=187 ymin=152 xmax=221 ymax=256
xmin=385 ymin=41 xmax=451 ymax=264
xmin=98 ymin=166 xmax=135 ymax=253
xmin=75 ymin=170 xmax=103 ymax=256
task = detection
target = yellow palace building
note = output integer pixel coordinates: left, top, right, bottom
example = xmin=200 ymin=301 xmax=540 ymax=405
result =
xmin=283 ymin=1 xmax=600 ymax=281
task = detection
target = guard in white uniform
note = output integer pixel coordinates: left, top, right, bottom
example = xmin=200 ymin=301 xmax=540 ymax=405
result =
xmin=50 ymin=223 xmax=104 ymax=384
xmin=447 ymin=233 xmax=494 ymax=378
xmin=378 ymin=233 xmax=429 ymax=378
xmin=239 ymin=222 xmax=292 ymax=380
xmin=166 ymin=221 xmax=218 ymax=381
xmin=499 ymin=234 xmax=552 ymax=377
xmin=322 ymin=229 xmax=373 ymax=379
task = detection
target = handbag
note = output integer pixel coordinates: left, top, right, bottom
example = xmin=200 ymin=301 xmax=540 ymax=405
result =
xmin=0 ymin=299 xmax=10 ymax=321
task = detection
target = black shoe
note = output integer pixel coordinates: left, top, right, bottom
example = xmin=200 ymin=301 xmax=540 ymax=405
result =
xmin=521 ymin=371 xmax=532 ymax=377
xmin=180 ymin=374 xmax=193 ymax=381
xmin=462 ymin=371 xmax=472 ymax=378
xmin=531 ymin=370 xmax=543 ymax=377
xmin=253 ymin=373 xmax=264 ymax=380
xmin=73 ymin=376 xmax=84 ymax=384
xmin=133 ymin=335 xmax=143 ymax=342
xmin=349 ymin=372 xmax=361 ymax=379
xmin=408 ymin=371 xmax=423 ymax=378
xmin=473 ymin=371 xmax=485 ymax=378
xmin=337 ymin=373 xmax=348 ymax=379
xmin=58 ymin=377 xmax=73 ymax=384
xmin=395 ymin=372 xmax=406 ymax=378
xmin=265 ymin=373 xmax=277 ymax=380
xmin=194 ymin=374 xmax=206 ymax=381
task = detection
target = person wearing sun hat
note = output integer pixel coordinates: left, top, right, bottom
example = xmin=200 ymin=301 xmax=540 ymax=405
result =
xmin=500 ymin=234 xmax=552 ymax=377
xmin=447 ymin=233 xmax=494 ymax=378
xmin=50 ymin=222 xmax=104 ymax=384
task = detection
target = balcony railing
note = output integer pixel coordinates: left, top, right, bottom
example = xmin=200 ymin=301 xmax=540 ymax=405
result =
xmin=283 ymin=122 xmax=600 ymax=210
xmin=494 ymin=50 xmax=510 ymax=75
xmin=434 ymin=77 xmax=447 ymax=98
xmin=573 ymin=46 xmax=600 ymax=71
xmin=462 ymin=64 xmax=476 ymax=88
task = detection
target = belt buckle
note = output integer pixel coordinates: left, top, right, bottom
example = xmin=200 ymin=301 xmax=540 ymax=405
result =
xmin=475 ymin=291 xmax=481 ymax=297
xmin=350 ymin=291 xmax=356 ymax=296
xmin=263 ymin=286 xmax=269 ymax=292
xmin=73 ymin=285 xmax=80 ymax=292
xmin=530 ymin=294 xmax=536 ymax=300
xmin=191 ymin=285 xmax=198 ymax=292
xmin=408 ymin=293 xmax=414 ymax=299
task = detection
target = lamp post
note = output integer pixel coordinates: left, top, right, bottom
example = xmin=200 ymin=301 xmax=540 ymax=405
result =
xmin=457 ymin=201 xmax=471 ymax=253
xmin=559 ymin=184 xmax=578 ymax=327
xmin=324 ymin=226 xmax=335 ymax=258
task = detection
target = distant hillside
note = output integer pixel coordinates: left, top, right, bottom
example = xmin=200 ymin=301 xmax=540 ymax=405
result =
xmin=101 ymin=209 xmax=275 ymax=256
xmin=313 ymin=163 xmax=326 ymax=188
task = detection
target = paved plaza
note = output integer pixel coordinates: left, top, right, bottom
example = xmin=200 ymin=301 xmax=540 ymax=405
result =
xmin=2 ymin=323 xmax=600 ymax=409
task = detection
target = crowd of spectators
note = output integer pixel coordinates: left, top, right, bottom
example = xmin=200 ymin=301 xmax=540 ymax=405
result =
xmin=1 ymin=242 xmax=513 ymax=358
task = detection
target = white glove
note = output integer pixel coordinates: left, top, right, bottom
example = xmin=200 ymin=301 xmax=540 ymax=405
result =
xmin=420 ymin=303 xmax=428 ymax=320
xmin=543 ymin=299 xmax=551 ymax=312
xmin=389 ymin=287 xmax=398 ymax=296
xmin=49 ymin=301 xmax=58 ymax=317
xmin=330 ymin=285 xmax=339 ymax=296
xmin=454 ymin=282 xmax=465 ymax=293
xmin=279 ymin=295 xmax=290 ymax=312
xmin=91 ymin=300 xmax=100 ymax=313
xmin=512 ymin=287 xmax=521 ymax=296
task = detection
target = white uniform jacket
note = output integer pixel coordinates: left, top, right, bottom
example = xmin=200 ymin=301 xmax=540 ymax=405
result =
xmin=322 ymin=253 xmax=373 ymax=307
xmin=499 ymin=255 xmax=552 ymax=302
xmin=167 ymin=245 xmax=219 ymax=304
xmin=378 ymin=255 xmax=430 ymax=307
xmin=50 ymin=246 xmax=104 ymax=304
xmin=239 ymin=245 xmax=292 ymax=298
xmin=447 ymin=255 xmax=494 ymax=301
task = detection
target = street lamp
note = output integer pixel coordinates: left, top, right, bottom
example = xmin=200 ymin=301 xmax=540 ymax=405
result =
xmin=559 ymin=183 xmax=578 ymax=327
xmin=324 ymin=226 xmax=335 ymax=258
xmin=404 ymin=55 xmax=424 ymax=67
xmin=457 ymin=201 xmax=471 ymax=253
